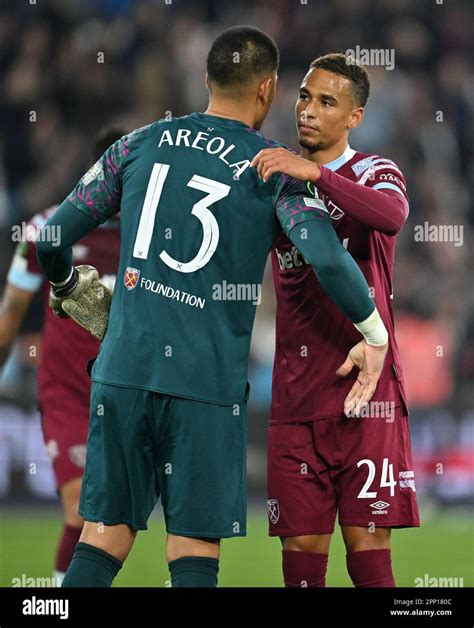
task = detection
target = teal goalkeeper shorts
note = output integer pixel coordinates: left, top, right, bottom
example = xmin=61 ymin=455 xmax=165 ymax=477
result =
xmin=79 ymin=381 xmax=247 ymax=538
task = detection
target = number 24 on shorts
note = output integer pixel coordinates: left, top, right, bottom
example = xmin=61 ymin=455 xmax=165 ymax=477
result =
xmin=357 ymin=457 xmax=396 ymax=498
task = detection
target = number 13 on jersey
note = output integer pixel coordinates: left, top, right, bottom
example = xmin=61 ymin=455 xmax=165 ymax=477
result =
xmin=133 ymin=163 xmax=231 ymax=273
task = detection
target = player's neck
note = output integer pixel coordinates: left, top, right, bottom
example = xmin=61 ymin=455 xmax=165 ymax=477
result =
xmin=301 ymin=136 xmax=350 ymax=166
xmin=205 ymin=102 xmax=255 ymax=128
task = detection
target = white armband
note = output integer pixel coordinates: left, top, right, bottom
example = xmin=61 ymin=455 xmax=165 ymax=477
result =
xmin=354 ymin=308 xmax=388 ymax=347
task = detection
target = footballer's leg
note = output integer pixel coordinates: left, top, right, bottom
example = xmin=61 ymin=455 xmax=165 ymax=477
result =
xmin=63 ymin=382 xmax=161 ymax=587
xmin=341 ymin=525 xmax=391 ymax=553
xmin=334 ymin=407 xmax=420 ymax=588
xmin=166 ymin=534 xmax=220 ymax=560
xmin=341 ymin=525 xmax=394 ymax=587
xmin=62 ymin=522 xmax=136 ymax=587
xmin=267 ymin=422 xmax=337 ymax=587
xmin=281 ymin=533 xmax=332 ymax=588
xmin=166 ymin=534 xmax=221 ymax=587
xmin=158 ymin=395 xmax=247 ymax=587
xmin=41 ymin=402 xmax=88 ymax=585
xmin=283 ymin=533 xmax=331 ymax=554
xmin=60 ymin=477 xmax=83 ymax=528
xmin=79 ymin=521 xmax=137 ymax=561
xmin=55 ymin=477 xmax=83 ymax=585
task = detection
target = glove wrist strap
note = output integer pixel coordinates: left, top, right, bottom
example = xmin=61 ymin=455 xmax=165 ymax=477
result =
xmin=52 ymin=267 xmax=78 ymax=297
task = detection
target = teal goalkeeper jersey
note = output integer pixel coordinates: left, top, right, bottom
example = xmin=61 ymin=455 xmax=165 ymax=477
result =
xmin=67 ymin=113 xmax=327 ymax=404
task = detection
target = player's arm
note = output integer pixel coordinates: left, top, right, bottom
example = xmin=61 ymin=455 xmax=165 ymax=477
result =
xmin=290 ymin=217 xmax=388 ymax=415
xmin=35 ymin=201 xmax=98 ymax=284
xmin=36 ymin=132 xmax=127 ymax=282
xmin=252 ymin=147 xmax=409 ymax=235
xmin=310 ymin=165 xmax=408 ymax=235
xmin=35 ymin=204 xmax=113 ymax=341
xmin=0 ymin=284 xmax=35 ymax=369
xmin=36 ymin=136 xmax=126 ymax=338
xmin=287 ymin=216 xmax=387 ymax=344
xmin=0 ymin=232 xmax=45 ymax=369
xmin=269 ymin=173 xmax=382 ymax=330
xmin=273 ymin=177 xmax=388 ymax=415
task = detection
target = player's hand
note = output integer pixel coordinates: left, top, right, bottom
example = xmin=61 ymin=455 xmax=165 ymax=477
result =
xmin=336 ymin=340 xmax=388 ymax=417
xmin=49 ymin=265 xmax=112 ymax=341
xmin=250 ymin=147 xmax=321 ymax=183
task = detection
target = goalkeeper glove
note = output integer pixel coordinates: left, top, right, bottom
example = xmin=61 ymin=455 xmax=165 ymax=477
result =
xmin=49 ymin=265 xmax=112 ymax=341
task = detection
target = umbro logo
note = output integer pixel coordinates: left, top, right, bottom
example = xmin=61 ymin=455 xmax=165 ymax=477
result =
xmin=370 ymin=500 xmax=390 ymax=514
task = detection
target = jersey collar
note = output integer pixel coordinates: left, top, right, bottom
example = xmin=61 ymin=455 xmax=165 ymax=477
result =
xmin=189 ymin=112 xmax=251 ymax=129
xmin=323 ymin=144 xmax=356 ymax=171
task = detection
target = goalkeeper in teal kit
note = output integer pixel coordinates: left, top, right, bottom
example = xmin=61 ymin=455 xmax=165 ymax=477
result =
xmin=36 ymin=26 xmax=388 ymax=587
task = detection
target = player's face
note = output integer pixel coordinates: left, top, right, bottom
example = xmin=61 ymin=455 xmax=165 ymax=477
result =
xmin=295 ymin=68 xmax=362 ymax=153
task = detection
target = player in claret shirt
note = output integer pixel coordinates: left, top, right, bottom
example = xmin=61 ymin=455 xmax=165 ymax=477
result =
xmin=0 ymin=128 xmax=122 ymax=585
xmin=35 ymin=29 xmax=390 ymax=588
xmin=252 ymin=54 xmax=420 ymax=587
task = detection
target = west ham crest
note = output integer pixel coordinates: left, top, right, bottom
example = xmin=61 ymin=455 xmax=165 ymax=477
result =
xmin=124 ymin=267 xmax=140 ymax=290
xmin=267 ymin=499 xmax=280 ymax=524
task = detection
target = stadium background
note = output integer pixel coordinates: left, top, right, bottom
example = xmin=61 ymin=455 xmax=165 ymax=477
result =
xmin=0 ymin=0 xmax=472 ymax=587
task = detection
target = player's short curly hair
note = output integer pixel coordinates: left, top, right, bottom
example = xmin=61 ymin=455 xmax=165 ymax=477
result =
xmin=309 ymin=53 xmax=370 ymax=107
xmin=207 ymin=25 xmax=279 ymax=90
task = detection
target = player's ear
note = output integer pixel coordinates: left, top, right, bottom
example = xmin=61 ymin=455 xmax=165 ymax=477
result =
xmin=205 ymin=72 xmax=210 ymax=92
xmin=348 ymin=107 xmax=364 ymax=130
xmin=258 ymin=75 xmax=276 ymax=107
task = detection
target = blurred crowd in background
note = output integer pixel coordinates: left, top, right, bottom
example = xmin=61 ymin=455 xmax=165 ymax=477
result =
xmin=0 ymin=0 xmax=472 ymax=506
